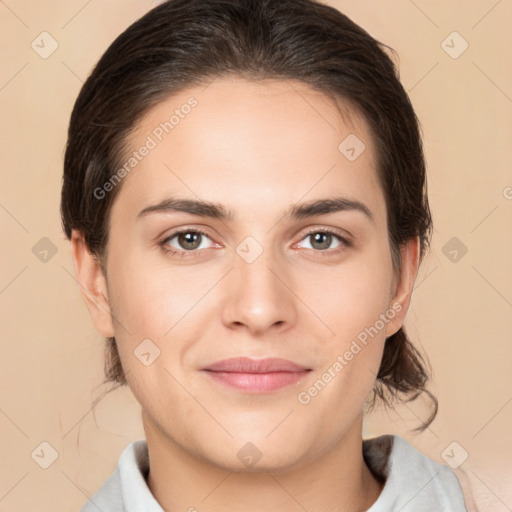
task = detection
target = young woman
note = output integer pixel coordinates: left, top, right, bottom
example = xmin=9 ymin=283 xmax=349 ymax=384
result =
xmin=61 ymin=0 xmax=474 ymax=510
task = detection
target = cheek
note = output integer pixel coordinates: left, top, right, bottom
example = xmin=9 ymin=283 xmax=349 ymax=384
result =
xmin=107 ymin=251 xmax=208 ymax=337
xmin=307 ymin=249 xmax=394 ymax=339
xmin=296 ymin=263 xmax=392 ymax=423
xmin=299 ymin=244 xmax=394 ymax=392
xmin=105 ymin=253 xmax=222 ymax=391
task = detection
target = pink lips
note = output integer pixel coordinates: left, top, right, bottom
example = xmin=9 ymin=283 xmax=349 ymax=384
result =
xmin=201 ymin=357 xmax=312 ymax=392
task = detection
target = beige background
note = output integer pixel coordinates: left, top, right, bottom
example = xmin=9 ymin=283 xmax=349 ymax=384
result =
xmin=1 ymin=0 xmax=511 ymax=510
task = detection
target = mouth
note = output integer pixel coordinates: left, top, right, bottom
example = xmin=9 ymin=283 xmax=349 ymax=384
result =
xmin=202 ymin=370 xmax=312 ymax=392
xmin=201 ymin=357 xmax=312 ymax=392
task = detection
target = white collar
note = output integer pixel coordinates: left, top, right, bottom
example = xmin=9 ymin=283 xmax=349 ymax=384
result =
xmin=81 ymin=434 xmax=467 ymax=511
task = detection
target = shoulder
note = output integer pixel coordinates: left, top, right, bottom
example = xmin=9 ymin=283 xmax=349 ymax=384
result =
xmin=364 ymin=434 xmax=469 ymax=512
xmin=80 ymin=440 xmax=163 ymax=512
xmin=80 ymin=468 xmax=123 ymax=512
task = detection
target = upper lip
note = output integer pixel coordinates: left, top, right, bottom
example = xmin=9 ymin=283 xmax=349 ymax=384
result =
xmin=202 ymin=357 xmax=311 ymax=373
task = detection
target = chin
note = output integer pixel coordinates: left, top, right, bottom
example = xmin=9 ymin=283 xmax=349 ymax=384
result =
xmin=196 ymin=434 xmax=310 ymax=474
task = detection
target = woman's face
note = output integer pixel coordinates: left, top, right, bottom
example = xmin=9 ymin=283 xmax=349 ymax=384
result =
xmin=83 ymin=76 xmax=414 ymax=471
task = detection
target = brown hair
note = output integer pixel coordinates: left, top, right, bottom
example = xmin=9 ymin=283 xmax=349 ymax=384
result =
xmin=61 ymin=0 xmax=437 ymax=432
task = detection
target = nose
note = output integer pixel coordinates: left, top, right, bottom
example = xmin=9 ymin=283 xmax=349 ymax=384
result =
xmin=221 ymin=242 xmax=297 ymax=335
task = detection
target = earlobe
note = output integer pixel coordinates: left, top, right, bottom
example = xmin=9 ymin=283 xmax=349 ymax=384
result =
xmin=385 ymin=236 xmax=421 ymax=338
xmin=70 ymin=230 xmax=115 ymax=338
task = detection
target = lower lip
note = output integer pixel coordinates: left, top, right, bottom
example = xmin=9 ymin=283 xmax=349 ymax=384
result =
xmin=203 ymin=370 xmax=311 ymax=392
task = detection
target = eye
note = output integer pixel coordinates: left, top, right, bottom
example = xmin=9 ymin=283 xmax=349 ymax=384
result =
xmin=297 ymin=228 xmax=350 ymax=253
xmin=159 ymin=227 xmax=351 ymax=258
xmin=160 ymin=228 xmax=216 ymax=256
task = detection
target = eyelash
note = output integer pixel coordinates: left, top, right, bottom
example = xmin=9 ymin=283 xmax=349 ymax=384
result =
xmin=159 ymin=227 xmax=351 ymax=258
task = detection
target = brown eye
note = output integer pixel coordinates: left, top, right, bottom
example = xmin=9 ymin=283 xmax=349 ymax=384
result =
xmin=161 ymin=229 xmax=215 ymax=256
xmin=297 ymin=229 xmax=350 ymax=253
xmin=176 ymin=231 xmax=203 ymax=250
xmin=309 ymin=232 xmax=334 ymax=250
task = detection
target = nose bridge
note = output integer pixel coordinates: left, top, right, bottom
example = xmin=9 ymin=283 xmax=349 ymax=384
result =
xmin=222 ymin=235 xmax=296 ymax=332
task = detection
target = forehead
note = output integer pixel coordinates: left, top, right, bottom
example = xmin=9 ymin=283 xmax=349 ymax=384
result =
xmin=110 ymin=76 xmax=385 ymax=226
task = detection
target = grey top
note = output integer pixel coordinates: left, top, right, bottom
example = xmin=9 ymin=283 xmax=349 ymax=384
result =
xmin=81 ymin=434 xmax=468 ymax=512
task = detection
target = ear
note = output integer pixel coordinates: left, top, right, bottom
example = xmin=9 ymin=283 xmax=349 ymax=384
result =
xmin=385 ymin=236 xmax=421 ymax=338
xmin=69 ymin=230 xmax=115 ymax=338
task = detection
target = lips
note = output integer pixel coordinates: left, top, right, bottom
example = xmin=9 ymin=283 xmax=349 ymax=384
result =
xmin=201 ymin=357 xmax=312 ymax=392
xmin=202 ymin=357 xmax=310 ymax=373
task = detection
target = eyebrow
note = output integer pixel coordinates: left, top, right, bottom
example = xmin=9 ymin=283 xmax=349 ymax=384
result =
xmin=137 ymin=196 xmax=374 ymax=224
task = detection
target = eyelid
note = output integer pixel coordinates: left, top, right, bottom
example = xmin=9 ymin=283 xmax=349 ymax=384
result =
xmin=298 ymin=224 xmax=351 ymax=240
xmin=160 ymin=226 xmax=217 ymax=252
xmin=295 ymin=226 xmax=352 ymax=250
xmin=159 ymin=224 xmax=352 ymax=256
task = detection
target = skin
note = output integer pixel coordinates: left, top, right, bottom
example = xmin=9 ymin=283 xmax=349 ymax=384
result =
xmin=71 ymin=76 xmax=420 ymax=511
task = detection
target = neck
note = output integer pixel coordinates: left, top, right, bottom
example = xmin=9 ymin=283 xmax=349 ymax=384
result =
xmin=143 ymin=411 xmax=383 ymax=512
